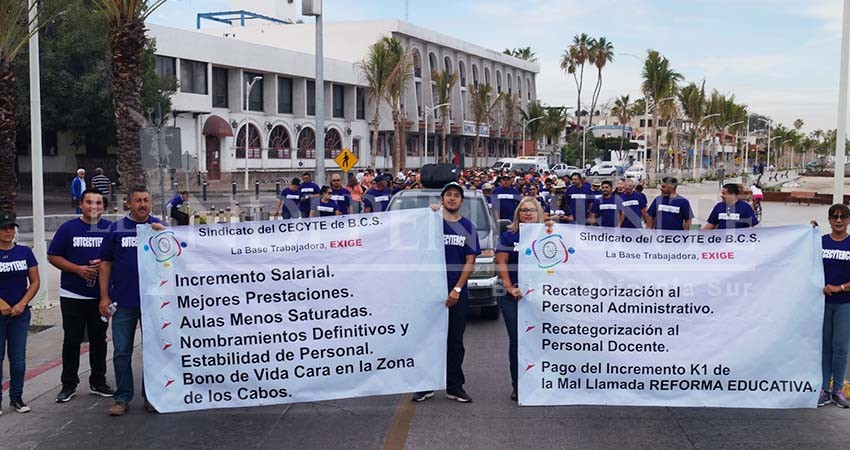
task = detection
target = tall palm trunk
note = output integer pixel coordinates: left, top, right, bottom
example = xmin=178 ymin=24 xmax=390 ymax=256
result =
xmin=110 ymin=19 xmax=146 ymax=191
xmin=0 ymin=66 xmax=17 ymax=211
xmin=441 ymin=110 xmax=449 ymax=163
xmin=371 ymin=107 xmax=380 ymax=168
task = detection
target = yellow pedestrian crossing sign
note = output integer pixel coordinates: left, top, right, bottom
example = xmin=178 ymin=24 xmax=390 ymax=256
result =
xmin=334 ymin=148 xmax=358 ymax=172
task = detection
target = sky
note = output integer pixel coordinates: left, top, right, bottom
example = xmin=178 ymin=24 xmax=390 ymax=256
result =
xmin=149 ymin=0 xmax=849 ymax=133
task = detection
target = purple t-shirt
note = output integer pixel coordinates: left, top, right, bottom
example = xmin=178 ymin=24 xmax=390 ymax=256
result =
xmin=647 ymin=195 xmax=694 ymax=230
xmin=48 ymin=217 xmax=112 ymax=298
xmin=331 ymin=188 xmax=352 ymax=215
xmin=617 ymin=191 xmax=647 ymax=229
xmin=98 ymin=215 xmax=162 ymax=308
xmin=364 ymin=188 xmax=392 ymax=212
xmin=590 ymin=195 xmax=619 ymax=228
xmin=707 ymin=200 xmax=758 ymax=229
xmin=313 ymin=199 xmax=340 ymax=217
xmin=496 ymin=230 xmax=520 ymax=286
xmin=444 ymin=217 xmax=481 ymax=296
xmin=491 ymin=186 xmax=521 ymax=219
xmin=566 ymin=184 xmax=595 ymax=225
xmin=298 ymin=182 xmax=321 ymax=216
xmin=0 ymin=244 xmax=38 ymax=306
xmin=822 ymin=234 xmax=850 ymax=304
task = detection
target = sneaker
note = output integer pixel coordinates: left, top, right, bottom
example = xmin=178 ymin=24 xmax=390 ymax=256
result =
xmin=819 ymin=389 xmax=832 ymax=407
xmin=108 ymin=401 xmax=129 ymax=416
xmin=510 ymin=389 xmax=518 ymax=402
xmin=56 ymin=386 xmax=77 ymax=403
xmin=90 ymin=384 xmax=115 ymax=398
xmin=411 ymin=391 xmax=434 ymax=402
xmin=143 ymin=399 xmax=158 ymax=413
xmin=446 ymin=389 xmax=473 ymax=403
xmin=833 ymin=390 xmax=850 ymax=408
xmin=10 ymin=398 xmax=31 ymax=413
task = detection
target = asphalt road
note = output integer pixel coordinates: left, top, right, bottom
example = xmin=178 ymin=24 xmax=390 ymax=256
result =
xmin=2 ymin=311 xmax=849 ymax=450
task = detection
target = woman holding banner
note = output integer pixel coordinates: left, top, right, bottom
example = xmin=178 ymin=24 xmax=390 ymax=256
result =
xmin=820 ymin=204 xmax=850 ymax=408
xmin=495 ymin=197 xmax=546 ymax=402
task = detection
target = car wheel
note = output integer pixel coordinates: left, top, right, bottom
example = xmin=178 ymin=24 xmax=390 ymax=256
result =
xmin=591 ymin=171 xmax=598 ymax=176
xmin=482 ymin=305 xmax=500 ymax=320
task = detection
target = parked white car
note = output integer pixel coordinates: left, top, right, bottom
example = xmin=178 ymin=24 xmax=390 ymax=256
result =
xmin=550 ymin=164 xmax=582 ymax=178
xmin=589 ymin=162 xmax=618 ymax=176
xmin=625 ymin=165 xmax=645 ymax=181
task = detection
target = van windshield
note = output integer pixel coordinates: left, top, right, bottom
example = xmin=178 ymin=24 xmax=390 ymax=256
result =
xmin=390 ymin=194 xmax=491 ymax=232
xmin=491 ymin=162 xmax=504 ymax=169
xmin=512 ymin=163 xmax=536 ymax=172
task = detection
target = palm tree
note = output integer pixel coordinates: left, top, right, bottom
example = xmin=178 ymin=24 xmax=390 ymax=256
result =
xmin=92 ymin=0 xmax=168 ymax=192
xmin=641 ymin=50 xmax=682 ymax=182
xmin=380 ymin=40 xmax=413 ymax=174
xmin=359 ymin=37 xmax=402 ymax=168
xmin=541 ymin=107 xmax=568 ymax=156
xmin=561 ymin=33 xmax=592 ymax=123
xmin=522 ymin=101 xmax=547 ymax=152
xmin=678 ymin=81 xmax=706 ymax=172
xmin=610 ymin=95 xmax=631 ymax=162
xmin=793 ymin=118 xmax=804 ymax=168
xmin=587 ymin=37 xmax=614 ymax=129
xmin=503 ymin=47 xmax=537 ymax=62
xmin=0 ymin=0 xmax=69 ymax=211
xmin=431 ymin=68 xmax=458 ymax=163
xmin=469 ymin=84 xmax=501 ymax=167
xmin=501 ymin=93 xmax=520 ymax=155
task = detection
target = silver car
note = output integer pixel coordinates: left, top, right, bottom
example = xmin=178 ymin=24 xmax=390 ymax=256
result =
xmin=387 ymin=189 xmax=500 ymax=319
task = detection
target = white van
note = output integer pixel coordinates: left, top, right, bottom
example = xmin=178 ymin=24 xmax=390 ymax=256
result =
xmin=492 ymin=157 xmax=548 ymax=174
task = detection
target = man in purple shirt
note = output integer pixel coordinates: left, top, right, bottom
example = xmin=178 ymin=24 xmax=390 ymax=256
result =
xmin=98 ymin=185 xmax=164 ymax=416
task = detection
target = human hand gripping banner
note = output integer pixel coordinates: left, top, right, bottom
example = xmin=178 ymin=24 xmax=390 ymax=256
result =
xmin=518 ymin=225 xmax=824 ymax=408
xmin=137 ymin=209 xmax=447 ymax=412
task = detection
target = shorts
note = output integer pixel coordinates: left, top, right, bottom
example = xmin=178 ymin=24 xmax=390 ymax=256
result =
xmin=752 ymin=194 xmax=763 ymax=201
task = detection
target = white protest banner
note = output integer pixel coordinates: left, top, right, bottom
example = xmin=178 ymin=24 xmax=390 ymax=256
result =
xmin=137 ymin=209 xmax=447 ymax=413
xmin=518 ymin=225 xmax=823 ymax=408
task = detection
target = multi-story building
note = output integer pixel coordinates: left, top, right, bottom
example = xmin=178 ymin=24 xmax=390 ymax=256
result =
xmin=147 ymin=7 xmax=538 ymax=182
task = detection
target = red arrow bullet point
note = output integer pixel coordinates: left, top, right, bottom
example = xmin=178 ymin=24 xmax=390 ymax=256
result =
xmin=163 ymin=342 xmax=172 ymax=351
xmin=525 ymin=323 xmax=535 ymax=332
xmin=161 ymin=321 xmax=171 ymax=330
xmin=526 ymin=363 xmax=535 ymax=372
xmin=524 ymin=288 xmax=535 ymax=296
xmin=165 ymin=378 xmax=174 ymax=388
xmin=161 ymin=300 xmax=170 ymax=309
xmin=159 ymin=280 xmax=167 ymax=287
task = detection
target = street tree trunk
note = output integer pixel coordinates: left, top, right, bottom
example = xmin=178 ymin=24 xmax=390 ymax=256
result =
xmin=0 ymin=66 xmax=18 ymax=212
xmin=371 ymin=106 xmax=380 ymax=168
xmin=109 ymin=19 xmax=147 ymax=193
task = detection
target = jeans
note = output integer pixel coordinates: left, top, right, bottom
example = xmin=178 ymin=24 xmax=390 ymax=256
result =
xmin=822 ymin=302 xmax=850 ymax=391
xmin=60 ymin=297 xmax=108 ymax=388
xmin=170 ymin=208 xmax=189 ymax=226
xmin=112 ymin=307 xmax=141 ymax=403
xmin=447 ymin=295 xmax=469 ymax=392
xmin=499 ymin=293 xmax=519 ymax=390
xmin=0 ymin=307 xmax=31 ymax=401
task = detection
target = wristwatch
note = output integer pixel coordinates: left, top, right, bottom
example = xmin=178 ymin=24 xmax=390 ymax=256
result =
xmin=453 ymin=287 xmax=462 ymax=294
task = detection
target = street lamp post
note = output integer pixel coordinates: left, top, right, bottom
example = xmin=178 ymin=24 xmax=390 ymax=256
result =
xmin=693 ymin=113 xmax=720 ymax=180
xmin=244 ymin=76 xmax=263 ymax=191
xmin=521 ymin=116 xmax=544 ymax=157
xmin=424 ymin=102 xmax=450 ymax=164
xmin=722 ymin=120 xmax=744 ymax=177
xmin=582 ymin=125 xmax=604 ymax=170
xmin=747 ymin=117 xmax=770 ymax=173
xmin=834 ymin=0 xmax=850 ymax=204
xmin=782 ymin=139 xmax=792 ymax=169
xmin=303 ymin=0 xmax=325 ymax=184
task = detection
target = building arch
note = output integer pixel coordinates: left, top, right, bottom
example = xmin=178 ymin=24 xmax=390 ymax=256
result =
xmin=296 ymin=126 xmax=316 ymax=159
xmin=267 ymin=124 xmax=292 ymax=159
xmin=236 ymin=123 xmax=262 ymax=159
xmin=324 ymin=127 xmax=343 ymax=158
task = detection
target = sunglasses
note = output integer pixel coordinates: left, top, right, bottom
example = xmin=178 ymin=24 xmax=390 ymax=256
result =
xmin=518 ymin=208 xmax=538 ymax=214
xmin=830 ymin=215 xmax=850 ymax=220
